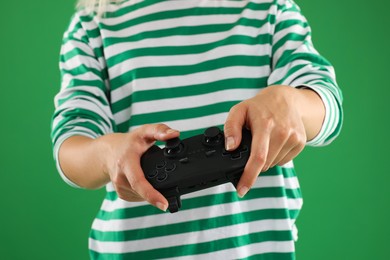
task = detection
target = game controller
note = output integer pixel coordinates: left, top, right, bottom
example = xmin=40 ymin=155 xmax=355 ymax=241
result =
xmin=140 ymin=126 xmax=252 ymax=213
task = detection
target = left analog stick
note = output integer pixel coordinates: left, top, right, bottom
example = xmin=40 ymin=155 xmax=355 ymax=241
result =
xmin=164 ymin=137 xmax=182 ymax=156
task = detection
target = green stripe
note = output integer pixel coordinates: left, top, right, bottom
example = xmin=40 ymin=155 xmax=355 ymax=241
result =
xmin=272 ymin=32 xmax=309 ymax=57
xmin=61 ymin=64 xmax=101 ymax=78
xmin=111 ymin=77 xmax=267 ymax=116
xmin=103 ymin=14 xmax=273 ymax=47
xmin=110 ymin=55 xmax=270 ymax=89
xmin=99 ymin=186 xmax=301 ymax=220
xmin=61 ymin=47 xmax=94 ymax=62
xmin=106 ymin=34 xmax=272 ymax=67
xmin=60 ymin=79 xmax=107 ymax=92
xmin=128 ymin=101 xmax=239 ymax=128
xmin=57 ymin=89 xmax=109 ymax=107
xmin=274 ymin=48 xmax=332 ymax=71
xmin=100 ymin=2 xmax=273 ymax=31
xmin=242 ymin=252 xmax=295 ymax=260
xmin=102 ymin=0 xmax=167 ymax=19
xmin=89 ymin=230 xmax=293 ymax=259
xmin=91 ymin=208 xmax=296 ymax=242
xmin=52 ymin=108 xmax=111 ymax=139
xmin=102 ymin=7 xmax=251 ymax=31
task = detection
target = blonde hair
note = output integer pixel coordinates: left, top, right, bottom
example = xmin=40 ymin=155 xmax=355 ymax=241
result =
xmin=77 ymin=0 xmax=121 ymax=15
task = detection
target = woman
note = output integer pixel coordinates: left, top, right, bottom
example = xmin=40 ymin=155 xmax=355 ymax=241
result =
xmin=51 ymin=0 xmax=343 ymax=258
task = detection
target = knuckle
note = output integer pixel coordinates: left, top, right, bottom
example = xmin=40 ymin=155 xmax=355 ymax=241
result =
xmin=129 ymin=176 xmax=141 ymax=190
xmin=116 ymin=188 xmax=127 ymax=200
xmin=262 ymin=117 xmax=274 ymax=129
xmin=289 ymin=131 xmax=300 ymax=143
xmin=252 ymin=151 xmax=266 ymax=165
xmin=229 ymin=104 xmax=240 ymax=114
xmin=277 ymin=127 xmax=290 ymax=140
xmin=111 ymin=174 xmax=120 ymax=186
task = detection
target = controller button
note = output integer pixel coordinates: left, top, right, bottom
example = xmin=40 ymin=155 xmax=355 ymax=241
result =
xmin=147 ymin=169 xmax=159 ymax=178
xmin=205 ymin=150 xmax=216 ymax=157
xmin=164 ymin=137 xmax=183 ymax=157
xmin=240 ymin=145 xmax=249 ymax=153
xmin=165 ymin=163 xmax=177 ymax=172
xmin=231 ymin=152 xmax=242 ymax=160
xmin=156 ymin=161 xmax=166 ymax=169
xmin=157 ymin=172 xmax=168 ymax=182
xmin=222 ymin=149 xmax=230 ymax=157
xmin=204 ymin=127 xmax=222 ymax=145
xmin=179 ymin=158 xmax=189 ymax=164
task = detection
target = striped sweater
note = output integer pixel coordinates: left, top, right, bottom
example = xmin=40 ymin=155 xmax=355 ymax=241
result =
xmin=51 ymin=0 xmax=343 ymax=259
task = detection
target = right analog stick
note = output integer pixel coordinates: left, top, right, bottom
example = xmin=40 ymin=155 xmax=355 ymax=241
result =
xmin=204 ymin=127 xmax=222 ymax=145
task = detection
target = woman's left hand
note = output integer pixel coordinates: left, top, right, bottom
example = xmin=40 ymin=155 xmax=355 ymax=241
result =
xmin=224 ymin=85 xmax=323 ymax=198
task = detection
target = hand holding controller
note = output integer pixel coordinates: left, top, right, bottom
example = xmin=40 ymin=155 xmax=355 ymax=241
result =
xmin=140 ymin=126 xmax=252 ymax=213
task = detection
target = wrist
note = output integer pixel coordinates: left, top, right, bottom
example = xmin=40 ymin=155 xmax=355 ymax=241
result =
xmin=293 ymin=87 xmax=325 ymax=141
xmin=94 ymin=133 xmax=125 ymax=180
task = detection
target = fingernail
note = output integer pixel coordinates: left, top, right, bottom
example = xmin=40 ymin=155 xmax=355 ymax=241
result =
xmin=156 ymin=202 xmax=168 ymax=212
xmin=226 ymin=137 xmax=235 ymax=151
xmin=166 ymin=129 xmax=177 ymax=134
xmin=238 ymin=186 xmax=249 ymax=198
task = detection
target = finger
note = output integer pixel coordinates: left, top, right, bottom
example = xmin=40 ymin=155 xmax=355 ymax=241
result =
xmin=125 ymin=153 xmax=169 ymax=211
xmin=224 ymin=103 xmax=247 ymax=151
xmin=270 ymin=132 xmax=305 ymax=167
xmin=237 ymin=127 xmax=270 ymax=197
xmin=262 ymin=128 xmax=290 ymax=171
xmin=276 ymin=142 xmax=305 ymax=167
xmin=139 ymin=123 xmax=180 ymax=143
xmin=112 ymin=163 xmax=145 ymax=201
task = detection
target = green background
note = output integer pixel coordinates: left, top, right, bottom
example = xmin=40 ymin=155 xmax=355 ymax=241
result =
xmin=0 ymin=0 xmax=388 ymax=259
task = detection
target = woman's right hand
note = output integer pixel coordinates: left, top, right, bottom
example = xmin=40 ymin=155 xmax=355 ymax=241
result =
xmin=101 ymin=124 xmax=180 ymax=211
xmin=59 ymin=124 xmax=180 ymax=212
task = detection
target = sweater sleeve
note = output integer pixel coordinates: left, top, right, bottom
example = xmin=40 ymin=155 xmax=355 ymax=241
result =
xmin=267 ymin=0 xmax=343 ymax=146
xmin=51 ymin=13 xmax=115 ymax=187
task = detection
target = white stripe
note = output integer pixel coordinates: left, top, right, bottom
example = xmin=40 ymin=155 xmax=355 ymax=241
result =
xmin=54 ymin=86 xmax=107 ymax=107
xmin=102 ymin=175 xmax=300 ymax=212
xmin=175 ymin=241 xmax=294 ymax=260
xmin=60 ymin=55 xmax=101 ymax=72
xmin=276 ymin=10 xmax=305 ymax=24
xmin=273 ymin=39 xmax=308 ymax=68
xmin=109 ymin=43 xmax=271 ymax=79
xmin=61 ymin=72 xmax=101 ymax=90
xmin=102 ymin=7 xmax=273 ymax=38
xmin=102 ymin=0 xmax=249 ymax=26
xmin=105 ymin=22 xmax=270 ymax=57
xmin=92 ymin=196 xmax=302 ymax=232
xmin=272 ymin=24 xmax=310 ymax=49
xmin=54 ymin=98 xmax=113 ymax=131
xmin=103 ymin=161 xmax=296 ymax=192
xmin=103 ymin=14 xmax=240 ymax=38
xmin=113 ymin=88 xmax=258 ymax=125
xmin=61 ymin=39 xmax=95 ymax=57
xmin=281 ymin=64 xmax=335 ymax=87
xmin=89 ymin=219 xmax=292 ymax=253
xmin=132 ymin=112 xmax=229 ymax=132
xmin=111 ymin=65 xmax=270 ymax=103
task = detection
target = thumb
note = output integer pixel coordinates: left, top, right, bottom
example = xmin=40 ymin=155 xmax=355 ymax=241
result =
xmin=224 ymin=103 xmax=247 ymax=151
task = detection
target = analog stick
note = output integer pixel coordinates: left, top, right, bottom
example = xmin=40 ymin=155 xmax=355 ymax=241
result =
xmin=165 ymin=137 xmax=182 ymax=156
xmin=204 ymin=126 xmax=222 ymax=145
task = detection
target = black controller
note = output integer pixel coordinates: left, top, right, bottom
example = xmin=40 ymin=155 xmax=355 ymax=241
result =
xmin=140 ymin=126 xmax=252 ymax=213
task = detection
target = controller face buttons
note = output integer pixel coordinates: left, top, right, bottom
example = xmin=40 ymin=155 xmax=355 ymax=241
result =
xmin=223 ymin=145 xmax=249 ymax=160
